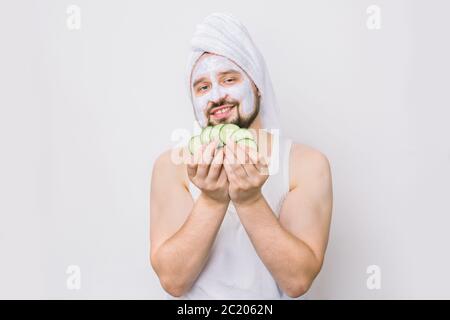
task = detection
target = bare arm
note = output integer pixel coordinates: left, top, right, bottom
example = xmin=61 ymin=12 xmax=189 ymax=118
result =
xmin=150 ymin=142 xmax=229 ymax=297
xmin=224 ymin=142 xmax=333 ymax=298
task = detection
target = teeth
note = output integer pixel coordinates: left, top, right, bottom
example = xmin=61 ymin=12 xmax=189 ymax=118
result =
xmin=214 ymin=107 xmax=230 ymax=115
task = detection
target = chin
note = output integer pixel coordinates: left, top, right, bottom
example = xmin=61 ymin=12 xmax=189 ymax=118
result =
xmin=210 ymin=116 xmax=239 ymax=126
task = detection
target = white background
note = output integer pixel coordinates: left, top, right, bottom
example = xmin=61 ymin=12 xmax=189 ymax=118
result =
xmin=1 ymin=0 xmax=449 ymax=299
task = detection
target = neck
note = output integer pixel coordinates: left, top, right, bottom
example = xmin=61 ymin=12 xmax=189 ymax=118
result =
xmin=249 ymin=114 xmax=262 ymax=131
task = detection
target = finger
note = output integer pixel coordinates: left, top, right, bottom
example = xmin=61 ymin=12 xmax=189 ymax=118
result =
xmin=233 ymin=141 xmax=248 ymax=165
xmin=201 ymin=140 xmax=217 ymax=164
xmin=236 ymin=142 xmax=258 ymax=166
xmin=258 ymin=154 xmax=269 ymax=166
xmin=243 ymin=162 xmax=260 ymax=179
xmin=192 ymin=143 xmax=207 ymax=164
xmin=232 ymin=140 xmax=259 ymax=169
xmin=232 ymin=143 xmax=255 ymax=175
xmin=180 ymin=146 xmax=191 ymax=165
xmin=250 ymin=152 xmax=266 ymax=168
xmin=196 ymin=141 xmax=217 ymax=178
xmin=187 ymin=165 xmax=197 ymax=179
xmin=256 ymin=154 xmax=270 ymax=175
xmin=217 ymin=165 xmax=228 ymax=186
xmin=223 ymin=158 xmax=239 ymax=184
xmin=225 ymin=163 xmax=246 ymax=189
xmin=225 ymin=143 xmax=258 ymax=178
xmin=225 ymin=143 xmax=248 ymax=178
xmin=243 ymin=145 xmax=268 ymax=177
xmin=187 ymin=164 xmax=197 ymax=178
xmin=208 ymin=147 xmax=224 ymax=180
xmin=225 ymin=140 xmax=243 ymax=167
xmin=225 ymin=139 xmax=245 ymax=163
xmin=186 ymin=154 xmax=198 ymax=178
xmin=224 ymin=167 xmax=247 ymax=197
xmin=237 ymin=148 xmax=262 ymax=182
xmin=246 ymin=146 xmax=259 ymax=165
xmin=258 ymin=164 xmax=270 ymax=177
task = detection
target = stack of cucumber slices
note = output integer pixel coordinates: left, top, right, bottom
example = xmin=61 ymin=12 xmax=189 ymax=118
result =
xmin=188 ymin=124 xmax=257 ymax=155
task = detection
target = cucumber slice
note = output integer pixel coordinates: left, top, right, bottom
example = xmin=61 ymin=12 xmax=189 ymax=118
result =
xmin=209 ymin=124 xmax=224 ymax=145
xmin=188 ymin=135 xmax=202 ymax=155
xmin=236 ymin=138 xmax=258 ymax=150
xmin=230 ymin=128 xmax=254 ymax=142
xmin=219 ymin=124 xmax=240 ymax=144
xmin=200 ymin=126 xmax=213 ymax=144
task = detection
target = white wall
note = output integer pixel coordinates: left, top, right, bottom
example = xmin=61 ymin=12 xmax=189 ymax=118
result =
xmin=1 ymin=0 xmax=449 ymax=299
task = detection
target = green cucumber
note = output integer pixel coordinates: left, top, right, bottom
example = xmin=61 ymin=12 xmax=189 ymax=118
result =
xmin=219 ymin=124 xmax=240 ymax=144
xmin=236 ymin=138 xmax=258 ymax=150
xmin=188 ymin=135 xmax=202 ymax=155
xmin=209 ymin=124 xmax=225 ymax=146
xmin=200 ymin=126 xmax=213 ymax=144
xmin=230 ymin=128 xmax=254 ymax=142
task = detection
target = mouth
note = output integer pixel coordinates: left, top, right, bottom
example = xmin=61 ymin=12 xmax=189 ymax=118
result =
xmin=210 ymin=105 xmax=235 ymax=120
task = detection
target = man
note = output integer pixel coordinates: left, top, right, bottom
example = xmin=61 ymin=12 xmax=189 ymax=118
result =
xmin=150 ymin=13 xmax=332 ymax=299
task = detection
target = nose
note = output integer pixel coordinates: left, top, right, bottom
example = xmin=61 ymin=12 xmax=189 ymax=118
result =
xmin=210 ymin=84 xmax=223 ymax=103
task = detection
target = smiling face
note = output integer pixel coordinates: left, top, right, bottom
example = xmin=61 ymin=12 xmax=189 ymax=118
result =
xmin=191 ymin=53 xmax=260 ymax=128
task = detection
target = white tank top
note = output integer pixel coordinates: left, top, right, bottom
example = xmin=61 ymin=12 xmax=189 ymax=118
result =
xmin=167 ymin=134 xmax=306 ymax=300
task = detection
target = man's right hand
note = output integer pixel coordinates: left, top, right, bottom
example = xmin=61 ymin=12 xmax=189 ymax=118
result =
xmin=151 ymin=142 xmax=231 ymax=297
xmin=187 ymin=140 xmax=229 ymax=204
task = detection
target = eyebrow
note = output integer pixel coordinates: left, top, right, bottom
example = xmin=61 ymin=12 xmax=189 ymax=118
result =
xmin=192 ymin=70 xmax=241 ymax=88
xmin=217 ymin=69 xmax=241 ymax=77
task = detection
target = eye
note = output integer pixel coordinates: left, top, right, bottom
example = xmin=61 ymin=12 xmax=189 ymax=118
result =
xmin=224 ymin=77 xmax=236 ymax=84
xmin=197 ymin=84 xmax=210 ymax=93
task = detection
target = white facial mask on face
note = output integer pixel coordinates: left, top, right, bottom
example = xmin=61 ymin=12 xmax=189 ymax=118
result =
xmin=191 ymin=54 xmax=255 ymax=127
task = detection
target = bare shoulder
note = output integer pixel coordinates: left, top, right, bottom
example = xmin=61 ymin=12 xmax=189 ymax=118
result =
xmin=152 ymin=147 xmax=189 ymax=189
xmin=289 ymin=143 xmax=332 ymax=190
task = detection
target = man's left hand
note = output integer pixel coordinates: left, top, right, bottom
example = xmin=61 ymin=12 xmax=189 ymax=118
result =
xmin=223 ymin=139 xmax=269 ymax=206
